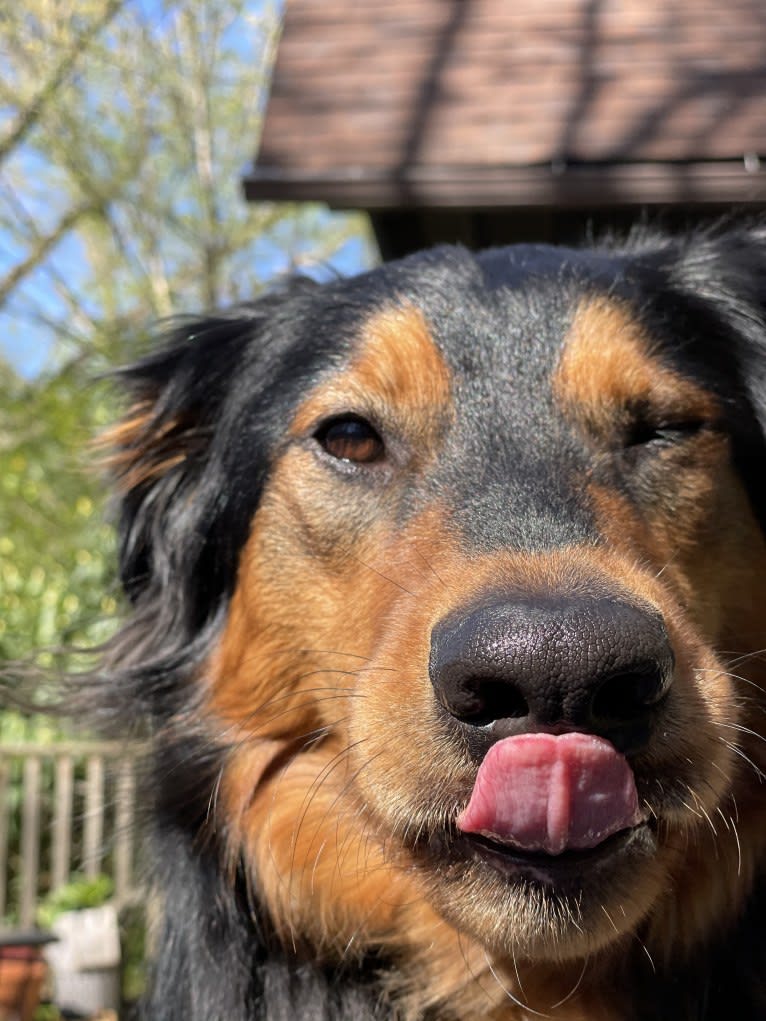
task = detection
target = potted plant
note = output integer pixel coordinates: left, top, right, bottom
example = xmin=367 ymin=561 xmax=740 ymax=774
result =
xmin=37 ymin=876 xmax=120 ymax=1018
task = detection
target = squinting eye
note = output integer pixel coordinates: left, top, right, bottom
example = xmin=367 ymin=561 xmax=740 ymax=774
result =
xmin=315 ymin=416 xmax=385 ymax=464
xmin=625 ymin=420 xmax=704 ymax=448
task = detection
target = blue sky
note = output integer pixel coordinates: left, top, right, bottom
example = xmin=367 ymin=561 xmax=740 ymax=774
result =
xmin=0 ymin=222 xmax=372 ymax=379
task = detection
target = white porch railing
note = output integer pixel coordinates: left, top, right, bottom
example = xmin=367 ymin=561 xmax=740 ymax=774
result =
xmin=0 ymin=742 xmax=143 ymax=927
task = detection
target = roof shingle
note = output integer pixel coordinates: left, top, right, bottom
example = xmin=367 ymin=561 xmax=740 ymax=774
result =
xmin=246 ymin=0 xmax=766 ymax=208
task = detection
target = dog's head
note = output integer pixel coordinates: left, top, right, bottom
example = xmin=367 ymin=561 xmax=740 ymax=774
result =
xmin=105 ymin=227 xmax=766 ymax=1011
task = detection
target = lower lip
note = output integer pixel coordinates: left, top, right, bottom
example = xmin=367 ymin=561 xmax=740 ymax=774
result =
xmin=453 ymin=823 xmax=655 ymax=885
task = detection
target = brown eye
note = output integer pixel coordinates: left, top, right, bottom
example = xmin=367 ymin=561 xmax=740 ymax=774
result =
xmin=316 ymin=416 xmax=385 ymax=464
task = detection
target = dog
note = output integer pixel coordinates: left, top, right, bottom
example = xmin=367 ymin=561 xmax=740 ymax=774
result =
xmin=99 ymin=224 xmax=766 ymax=1020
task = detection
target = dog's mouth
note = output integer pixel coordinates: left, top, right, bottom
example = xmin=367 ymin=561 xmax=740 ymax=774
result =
xmin=452 ymin=821 xmax=654 ymax=885
xmin=447 ymin=731 xmax=653 ymax=883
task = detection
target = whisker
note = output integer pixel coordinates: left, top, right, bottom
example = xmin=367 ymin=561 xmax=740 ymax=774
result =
xmin=352 ymin=555 xmax=417 ymax=597
xmin=714 ymin=806 xmax=731 ymax=832
xmin=719 ymin=738 xmax=766 ymax=782
xmin=287 ymin=737 xmax=371 ymax=881
xmin=720 ymin=648 xmax=766 ymax=670
xmin=411 ymin=543 xmax=448 ymax=589
xmin=484 ymin=953 xmax=551 ymax=1019
xmin=717 ymin=720 xmax=766 ymax=745
xmin=635 ymin=933 xmax=656 ymax=974
xmin=678 ymin=798 xmax=703 ymax=820
xmin=730 ymin=815 xmax=743 ymax=877
xmin=549 ymin=956 xmax=589 ymax=1010
xmin=695 ymin=666 xmax=766 ymax=696
xmin=600 ymin=905 xmax=619 ymax=934
xmin=214 ymin=676 xmax=366 ymax=747
xmin=654 ymin=551 xmax=679 ymax=579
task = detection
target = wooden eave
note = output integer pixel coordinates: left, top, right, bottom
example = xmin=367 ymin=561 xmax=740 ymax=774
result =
xmin=245 ymin=161 xmax=766 ymax=210
xmin=245 ymin=0 xmax=766 ymax=210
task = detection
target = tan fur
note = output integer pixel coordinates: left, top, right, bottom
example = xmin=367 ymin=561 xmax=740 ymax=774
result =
xmin=291 ymin=304 xmax=452 ymax=448
xmin=554 ymin=299 xmax=720 ymax=436
xmin=98 ymin=402 xmax=192 ymax=491
xmin=194 ymin=296 xmax=766 ymax=1017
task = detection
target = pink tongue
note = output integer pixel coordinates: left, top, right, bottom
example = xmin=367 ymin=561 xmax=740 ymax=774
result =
xmin=457 ymin=732 xmax=641 ymax=855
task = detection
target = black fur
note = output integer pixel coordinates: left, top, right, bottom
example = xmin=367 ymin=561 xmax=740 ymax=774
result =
xmin=97 ymin=223 xmax=766 ymax=1020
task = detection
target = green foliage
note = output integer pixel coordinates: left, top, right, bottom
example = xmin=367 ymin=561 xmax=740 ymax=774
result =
xmin=33 ymin=1005 xmax=61 ymax=1021
xmin=120 ymin=904 xmax=147 ymax=1004
xmin=36 ymin=873 xmax=114 ymax=929
xmin=0 ymin=350 xmax=120 ymax=743
xmin=0 ymin=361 xmax=118 ymax=669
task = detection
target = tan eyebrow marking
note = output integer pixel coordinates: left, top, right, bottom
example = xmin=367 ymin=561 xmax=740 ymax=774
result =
xmin=290 ymin=305 xmax=452 ymax=442
xmin=554 ymin=297 xmax=719 ymax=436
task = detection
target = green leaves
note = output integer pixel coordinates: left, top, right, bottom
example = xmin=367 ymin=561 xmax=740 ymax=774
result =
xmin=37 ymin=873 xmax=115 ymax=929
xmin=0 ymin=361 xmax=117 ymax=671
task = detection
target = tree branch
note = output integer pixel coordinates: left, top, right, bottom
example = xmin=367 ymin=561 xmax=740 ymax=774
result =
xmin=0 ymin=199 xmax=101 ymax=307
xmin=0 ymin=0 xmax=126 ymax=165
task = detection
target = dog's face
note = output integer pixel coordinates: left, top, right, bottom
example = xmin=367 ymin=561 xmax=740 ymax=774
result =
xmin=108 ymin=233 xmax=766 ymax=1011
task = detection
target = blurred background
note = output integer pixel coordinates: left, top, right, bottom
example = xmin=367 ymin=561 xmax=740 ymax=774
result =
xmin=0 ymin=3 xmax=371 ymax=1016
xmin=1 ymin=0 xmax=765 ymax=1016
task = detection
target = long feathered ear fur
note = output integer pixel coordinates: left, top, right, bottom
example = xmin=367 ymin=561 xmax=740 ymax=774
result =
xmin=671 ymin=224 xmax=766 ymax=531
xmin=98 ymin=311 xmax=266 ymax=730
xmin=675 ymin=224 xmax=766 ymax=411
xmin=616 ymin=222 xmax=766 ymax=535
xmin=96 ymin=307 xmax=289 ymax=1016
xmin=97 ymin=282 xmax=326 ymax=727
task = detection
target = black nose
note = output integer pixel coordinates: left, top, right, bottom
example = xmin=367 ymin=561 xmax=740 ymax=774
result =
xmin=429 ymin=595 xmax=674 ymax=754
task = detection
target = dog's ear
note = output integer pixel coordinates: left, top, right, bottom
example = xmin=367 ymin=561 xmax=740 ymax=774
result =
xmin=658 ymin=223 xmax=766 ymax=528
xmin=102 ymin=285 xmax=325 ymax=668
xmin=105 ymin=315 xmax=259 ymax=615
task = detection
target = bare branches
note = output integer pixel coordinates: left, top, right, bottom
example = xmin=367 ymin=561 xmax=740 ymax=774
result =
xmin=0 ymin=198 xmax=101 ymax=306
xmin=0 ymin=0 xmax=126 ymax=165
xmin=0 ymin=0 xmax=372 ymax=363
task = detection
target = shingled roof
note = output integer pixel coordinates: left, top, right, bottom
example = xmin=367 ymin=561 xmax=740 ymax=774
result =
xmin=245 ymin=0 xmax=766 ymax=211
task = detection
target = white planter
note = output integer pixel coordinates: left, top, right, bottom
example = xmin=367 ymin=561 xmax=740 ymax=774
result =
xmin=45 ymin=905 xmax=121 ymax=1016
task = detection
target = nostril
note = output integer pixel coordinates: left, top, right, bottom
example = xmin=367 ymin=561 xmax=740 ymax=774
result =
xmin=430 ymin=597 xmax=675 ymax=748
xmin=590 ymin=665 xmax=670 ymax=725
xmin=434 ymin=673 xmax=529 ymax=726
xmin=475 ymin=679 xmax=529 ymax=724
